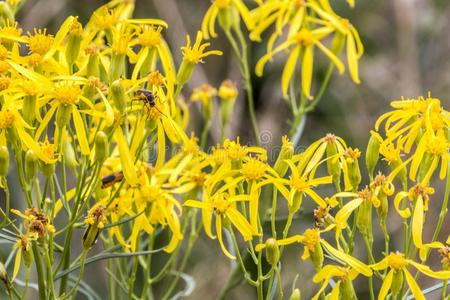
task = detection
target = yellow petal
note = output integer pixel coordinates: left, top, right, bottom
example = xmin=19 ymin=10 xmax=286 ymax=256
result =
xmin=216 ymin=217 xmax=236 ymax=259
xmin=13 ymin=248 xmax=21 ymax=280
xmin=403 ymin=269 xmax=425 ymax=300
xmin=114 ymin=128 xmax=138 ymax=186
xmin=346 ymin=34 xmax=360 ymax=83
xmin=72 ymin=108 xmax=90 ymax=155
xmin=301 ymin=45 xmax=314 ymax=99
xmin=281 ymin=46 xmax=300 ymax=97
xmin=377 ymin=269 xmax=393 ymax=300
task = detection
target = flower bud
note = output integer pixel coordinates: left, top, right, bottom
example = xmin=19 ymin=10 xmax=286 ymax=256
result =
xmin=40 ymin=161 xmax=55 ymax=177
xmin=366 ymin=134 xmax=380 ymax=179
xmin=289 ymin=288 xmax=301 ymax=300
xmin=109 ymin=53 xmax=126 ymax=82
xmin=22 ymin=95 xmax=37 ymax=125
xmin=82 ymin=205 xmax=106 ymax=250
xmin=325 ymin=137 xmax=340 ymax=180
xmin=65 ymin=18 xmax=83 ymax=68
xmin=264 ymin=238 xmax=280 ymax=266
xmin=0 ymin=146 xmax=9 ymax=177
xmin=177 ymin=60 xmax=195 ymax=87
xmin=340 ymin=278 xmax=357 ymax=300
xmin=391 ymin=270 xmax=404 ymax=296
xmin=289 ymin=193 xmax=303 ymax=214
xmin=345 ymin=148 xmax=361 ymax=191
xmin=25 ymin=149 xmax=38 ymax=180
xmin=274 ymin=136 xmax=294 ymax=177
xmin=63 ymin=140 xmax=78 ymax=169
xmin=217 ymin=5 xmax=237 ymax=33
xmin=95 ymin=131 xmax=109 ymax=163
xmin=86 ymin=51 xmax=100 ymax=78
xmin=219 ymin=80 xmax=238 ymax=126
xmin=310 ymin=243 xmax=324 ymax=271
xmin=356 ymin=201 xmax=372 ymax=236
xmin=55 ymin=104 xmax=73 ymax=129
xmin=110 ymin=80 xmax=127 ymax=114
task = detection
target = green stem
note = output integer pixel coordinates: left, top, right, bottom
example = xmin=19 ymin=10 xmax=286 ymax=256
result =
xmin=200 ymin=118 xmax=212 ymax=149
xmin=68 ymin=249 xmax=88 ymax=299
xmin=32 ymin=242 xmax=46 ymax=300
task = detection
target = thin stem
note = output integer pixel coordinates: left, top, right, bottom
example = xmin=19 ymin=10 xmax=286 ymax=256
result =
xmin=32 ymin=242 xmax=46 ymax=300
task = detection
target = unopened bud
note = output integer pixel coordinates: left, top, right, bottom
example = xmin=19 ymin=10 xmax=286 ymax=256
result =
xmin=340 ymin=278 xmax=357 ymax=299
xmin=177 ymin=60 xmax=195 ymax=87
xmin=55 ymin=104 xmax=73 ymax=129
xmin=65 ymin=18 xmax=83 ymax=68
xmin=25 ymin=150 xmax=38 ymax=180
xmin=366 ymin=134 xmax=380 ymax=179
xmin=325 ymin=139 xmax=340 ymax=180
xmin=289 ymin=288 xmax=301 ymax=300
xmin=274 ymin=136 xmax=294 ymax=177
xmin=63 ymin=140 xmax=78 ymax=169
xmin=95 ymin=131 xmax=109 ymax=163
xmin=310 ymin=243 xmax=324 ymax=271
xmin=356 ymin=201 xmax=372 ymax=236
xmin=391 ymin=270 xmax=404 ymax=296
xmin=0 ymin=146 xmax=9 ymax=177
xmin=110 ymin=80 xmax=127 ymax=114
xmin=264 ymin=238 xmax=280 ymax=266
xmin=219 ymin=80 xmax=238 ymax=126
xmin=22 ymin=95 xmax=37 ymax=125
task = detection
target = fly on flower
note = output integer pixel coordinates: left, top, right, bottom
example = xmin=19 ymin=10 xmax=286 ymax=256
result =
xmin=134 ymin=89 xmax=167 ymax=118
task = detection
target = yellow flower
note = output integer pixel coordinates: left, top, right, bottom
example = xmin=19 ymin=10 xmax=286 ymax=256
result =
xmin=256 ymin=229 xmax=372 ymax=276
xmin=372 ymin=252 xmax=450 ymax=300
xmin=184 ymin=160 xmax=259 ymax=259
xmin=256 ymin=27 xmax=344 ymax=98
xmin=201 ymin=0 xmax=255 ymax=39
xmin=181 ymin=31 xmax=223 ymax=64
xmin=311 ymin=265 xmax=361 ymax=300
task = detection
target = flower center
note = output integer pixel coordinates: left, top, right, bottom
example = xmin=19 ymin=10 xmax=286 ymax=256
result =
xmin=387 ymin=252 xmax=407 ymax=270
xmin=302 ymin=228 xmax=320 ymax=250
xmin=53 ymin=85 xmax=81 ymax=105
xmin=0 ymin=109 xmax=15 ymax=129
xmin=290 ymin=176 xmax=309 ymax=192
xmin=213 ymin=194 xmax=230 ymax=215
xmin=242 ymin=158 xmax=267 ymax=180
xmin=139 ymin=26 xmax=163 ymax=48
xmin=27 ymin=28 xmax=54 ymax=55
xmin=295 ymin=29 xmax=314 ymax=46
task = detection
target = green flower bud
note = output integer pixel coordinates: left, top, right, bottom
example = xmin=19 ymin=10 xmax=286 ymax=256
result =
xmin=95 ymin=131 xmax=109 ymax=163
xmin=109 ymin=53 xmax=126 ymax=82
xmin=325 ymin=135 xmax=341 ymax=181
xmin=356 ymin=201 xmax=372 ymax=235
xmin=340 ymin=278 xmax=357 ymax=300
xmin=0 ymin=146 xmax=9 ymax=177
xmin=391 ymin=270 xmax=404 ymax=296
xmin=264 ymin=238 xmax=280 ymax=266
xmin=63 ymin=140 xmax=78 ymax=169
xmin=176 ymin=60 xmax=195 ymax=87
xmin=289 ymin=193 xmax=303 ymax=213
xmin=310 ymin=242 xmax=324 ymax=271
xmin=110 ymin=80 xmax=127 ymax=114
xmin=25 ymin=150 xmax=38 ymax=180
xmin=274 ymin=136 xmax=294 ymax=177
xmin=366 ymin=134 xmax=380 ymax=179
xmin=345 ymin=148 xmax=361 ymax=191
xmin=83 ymin=206 xmax=106 ymax=250
xmin=289 ymin=288 xmax=301 ymax=300
xmin=219 ymin=80 xmax=238 ymax=126
xmin=22 ymin=95 xmax=37 ymax=125
xmin=55 ymin=104 xmax=73 ymax=129
xmin=40 ymin=161 xmax=55 ymax=177
xmin=86 ymin=50 xmax=100 ymax=78
xmin=65 ymin=18 xmax=83 ymax=68
xmin=218 ymin=5 xmax=238 ymax=33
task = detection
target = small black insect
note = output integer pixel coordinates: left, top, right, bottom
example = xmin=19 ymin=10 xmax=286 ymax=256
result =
xmin=101 ymin=171 xmax=124 ymax=189
xmin=135 ymin=89 xmax=156 ymax=107
xmin=134 ymin=89 xmax=166 ymax=117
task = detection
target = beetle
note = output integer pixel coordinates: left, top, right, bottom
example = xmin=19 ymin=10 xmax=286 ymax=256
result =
xmin=101 ymin=171 xmax=124 ymax=189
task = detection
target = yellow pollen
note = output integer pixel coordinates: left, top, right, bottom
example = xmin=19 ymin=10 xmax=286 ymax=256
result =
xmin=39 ymin=140 xmax=56 ymax=160
xmin=27 ymin=28 xmax=54 ymax=55
xmin=0 ymin=109 xmax=15 ymax=129
xmin=53 ymin=85 xmax=81 ymax=105
xmin=94 ymin=8 xmax=117 ymax=29
xmin=387 ymin=252 xmax=407 ymax=270
xmin=324 ymin=133 xmax=337 ymax=144
xmin=0 ymin=61 xmax=9 ymax=73
xmin=224 ymin=138 xmax=248 ymax=161
xmin=295 ymin=29 xmax=314 ymax=46
xmin=148 ymin=71 xmax=165 ymax=87
xmin=242 ymin=158 xmax=267 ymax=180
xmin=112 ymin=35 xmax=130 ymax=55
xmin=139 ymin=26 xmax=163 ymax=48
xmin=213 ymin=194 xmax=230 ymax=215
xmin=141 ymin=185 xmax=162 ymax=202
xmin=0 ymin=20 xmax=23 ymax=40
xmin=215 ymin=0 xmax=231 ymax=9
xmin=218 ymin=80 xmax=238 ymax=100
xmin=0 ymin=45 xmax=8 ymax=60
xmin=27 ymin=53 xmax=43 ymax=67
xmin=426 ymin=134 xmax=449 ymax=156
xmin=302 ymin=229 xmax=320 ymax=250
xmin=290 ymin=176 xmax=309 ymax=192
xmin=190 ymin=84 xmax=217 ymax=106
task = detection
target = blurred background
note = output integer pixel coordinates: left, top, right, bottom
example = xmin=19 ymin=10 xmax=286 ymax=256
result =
xmin=4 ymin=0 xmax=450 ymax=298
